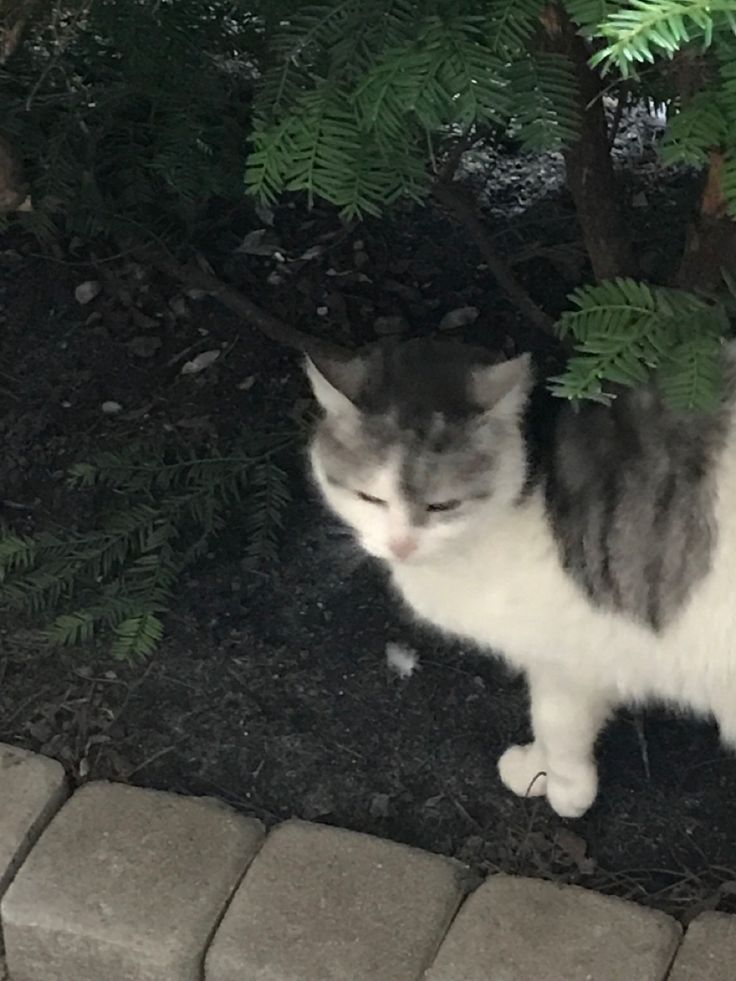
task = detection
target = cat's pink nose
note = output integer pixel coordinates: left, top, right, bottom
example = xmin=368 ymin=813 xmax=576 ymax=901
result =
xmin=389 ymin=536 xmax=418 ymax=560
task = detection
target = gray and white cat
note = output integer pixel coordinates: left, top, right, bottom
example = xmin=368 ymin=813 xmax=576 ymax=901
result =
xmin=305 ymin=337 xmax=736 ymax=818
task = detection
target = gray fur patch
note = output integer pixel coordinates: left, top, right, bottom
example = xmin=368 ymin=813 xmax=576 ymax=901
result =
xmin=539 ymin=388 xmax=728 ymax=631
xmin=312 ymin=340 xmax=499 ymax=511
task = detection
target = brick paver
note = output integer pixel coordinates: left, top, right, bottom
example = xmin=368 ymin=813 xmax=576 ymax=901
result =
xmin=424 ymin=874 xmax=681 ymax=981
xmin=0 ymin=744 xmax=67 ymax=905
xmin=1 ymin=781 xmax=264 ymax=981
xmin=667 ymin=912 xmax=736 ymax=981
xmin=205 ymin=818 xmax=467 ymax=981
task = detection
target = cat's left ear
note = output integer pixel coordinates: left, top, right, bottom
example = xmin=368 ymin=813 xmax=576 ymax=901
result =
xmin=471 ymin=354 xmax=532 ymax=420
xmin=304 ymin=353 xmax=367 ymax=418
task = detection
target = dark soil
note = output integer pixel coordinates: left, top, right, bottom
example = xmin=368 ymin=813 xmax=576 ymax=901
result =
xmin=2 ymin=123 xmax=735 ymax=923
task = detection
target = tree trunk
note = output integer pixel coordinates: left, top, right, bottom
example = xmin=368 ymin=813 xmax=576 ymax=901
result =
xmin=676 ymin=151 xmax=736 ymax=290
xmin=543 ymin=4 xmax=636 ymax=280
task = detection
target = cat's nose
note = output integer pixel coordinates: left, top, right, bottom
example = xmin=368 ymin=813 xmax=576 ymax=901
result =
xmin=389 ymin=536 xmax=418 ymax=560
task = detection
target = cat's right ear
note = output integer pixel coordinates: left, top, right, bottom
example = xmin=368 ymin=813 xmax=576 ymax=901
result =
xmin=304 ymin=354 xmax=366 ymax=418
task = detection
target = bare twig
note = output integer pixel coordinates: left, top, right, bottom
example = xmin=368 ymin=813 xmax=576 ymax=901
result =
xmin=155 ymin=255 xmax=350 ymax=362
xmin=431 ymin=181 xmax=555 ymax=334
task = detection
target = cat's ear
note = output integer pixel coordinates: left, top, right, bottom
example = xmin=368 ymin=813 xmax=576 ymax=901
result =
xmin=304 ymin=354 xmax=366 ymax=417
xmin=471 ymin=354 xmax=532 ymax=419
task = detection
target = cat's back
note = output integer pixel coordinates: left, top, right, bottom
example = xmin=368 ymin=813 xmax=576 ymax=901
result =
xmin=532 ymin=376 xmax=732 ymax=634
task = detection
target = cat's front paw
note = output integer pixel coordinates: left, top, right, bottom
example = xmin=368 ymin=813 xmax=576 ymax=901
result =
xmin=545 ymin=763 xmax=598 ymax=819
xmin=497 ymin=743 xmax=547 ymax=798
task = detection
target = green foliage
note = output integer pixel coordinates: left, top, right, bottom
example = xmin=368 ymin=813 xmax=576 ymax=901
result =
xmin=550 ymin=279 xmax=730 ymax=410
xmin=247 ymin=0 xmax=580 ymax=218
xmin=592 ymin=0 xmax=736 ymax=76
xmin=660 ymin=93 xmax=729 ymax=166
xmin=2 ymin=0 xmax=265 ymax=245
xmin=0 ymin=436 xmax=291 ymax=659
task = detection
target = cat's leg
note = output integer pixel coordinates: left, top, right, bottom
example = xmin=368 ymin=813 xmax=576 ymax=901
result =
xmin=498 ymin=669 xmax=612 ymax=818
xmin=715 ymin=701 xmax=736 ymax=750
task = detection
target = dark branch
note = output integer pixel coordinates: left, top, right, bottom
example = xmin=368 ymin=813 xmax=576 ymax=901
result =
xmin=431 ymin=182 xmax=556 ymax=334
xmin=155 ymin=256 xmax=350 ymax=362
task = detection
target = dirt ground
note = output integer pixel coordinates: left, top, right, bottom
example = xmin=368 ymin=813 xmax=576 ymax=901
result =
xmin=2 ymin=120 xmax=736 ymax=922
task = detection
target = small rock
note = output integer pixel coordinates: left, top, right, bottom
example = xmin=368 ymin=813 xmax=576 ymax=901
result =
xmin=74 ymin=280 xmax=102 ymax=305
xmin=369 ymin=793 xmax=391 ymax=819
xmin=101 ymin=401 xmax=123 ymax=415
xmin=168 ymin=296 xmax=189 ymax=319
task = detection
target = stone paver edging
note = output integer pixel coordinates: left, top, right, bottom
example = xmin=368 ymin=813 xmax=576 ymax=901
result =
xmin=0 ymin=742 xmax=731 ymax=980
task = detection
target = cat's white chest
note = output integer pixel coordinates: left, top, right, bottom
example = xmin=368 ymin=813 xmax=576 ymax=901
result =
xmin=390 ymin=500 xmax=584 ymax=658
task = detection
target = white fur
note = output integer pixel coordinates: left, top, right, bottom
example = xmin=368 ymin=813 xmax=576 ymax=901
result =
xmin=312 ymin=411 xmax=736 ymax=818
xmin=386 ymin=642 xmax=420 ymax=678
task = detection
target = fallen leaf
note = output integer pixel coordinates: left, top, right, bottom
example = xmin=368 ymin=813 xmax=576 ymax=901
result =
xmin=439 ymin=305 xmax=479 ymax=331
xmin=181 ymin=349 xmax=220 ymax=374
xmin=255 ymin=202 xmax=275 ymax=226
xmin=235 ymin=228 xmax=283 ymax=256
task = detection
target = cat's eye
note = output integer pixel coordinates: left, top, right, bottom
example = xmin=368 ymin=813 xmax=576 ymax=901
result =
xmin=357 ymin=491 xmax=387 ymax=506
xmin=427 ymin=499 xmax=462 ymax=513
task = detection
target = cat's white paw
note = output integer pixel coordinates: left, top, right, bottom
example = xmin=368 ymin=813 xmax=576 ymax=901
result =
xmin=497 ymin=743 xmax=547 ymax=798
xmin=545 ymin=763 xmax=598 ymax=818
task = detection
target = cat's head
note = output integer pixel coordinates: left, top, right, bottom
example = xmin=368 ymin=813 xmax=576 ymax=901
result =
xmin=306 ymin=338 xmax=533 ymax=565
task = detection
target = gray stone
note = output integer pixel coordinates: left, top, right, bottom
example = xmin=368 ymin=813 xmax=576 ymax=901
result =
xmin=205 ymin=818 xmax=466 ymax=981
xmin=0 ymin=744 xmax=67 ymax=903
xmin=2 ymin=781 xmax=264 ymax=981
xmin=424 ymin=874 xmax=681 ymax=981
xmin=668 ymin=912 xmax=736 ymax=981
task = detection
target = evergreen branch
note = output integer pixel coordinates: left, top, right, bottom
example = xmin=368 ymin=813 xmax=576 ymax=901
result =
xmin=0 ymin=434 xmax=292 ymax=658
xmin=660 ymin=94 xmax=729 ymax=166
xmin=592 ymin=0 xmax=736 ymax=76
xmin=551 ymin=278 xmax=729 ymax=408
